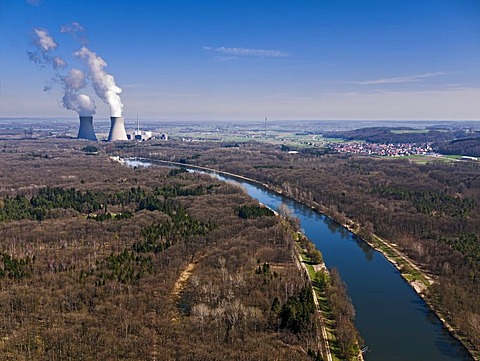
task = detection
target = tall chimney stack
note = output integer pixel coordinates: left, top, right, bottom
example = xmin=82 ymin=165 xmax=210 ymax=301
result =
xmin=107 ymin=116 xmax=128 ymax=141
xmin=77 ymin=116 xmax=98 ymax=141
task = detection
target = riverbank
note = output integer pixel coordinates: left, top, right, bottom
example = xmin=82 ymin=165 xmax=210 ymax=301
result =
xmin=283 ymin=193 xmax=478 ymax=361
xmin=292 ymin=231 xmax=364 ymax=361
xmin=290 ymin=232 xmax=334 ymax=361
xmin=143 ymin=158 xmax=478 ymax=360
xmin=343 ymin=225 xmax=479 ymax=361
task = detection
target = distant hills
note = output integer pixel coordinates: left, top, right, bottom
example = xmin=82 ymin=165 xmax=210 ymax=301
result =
xmin=323 ymin=126 xmax=480 ymax=157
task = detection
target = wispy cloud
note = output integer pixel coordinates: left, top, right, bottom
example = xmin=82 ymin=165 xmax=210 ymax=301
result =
xmin=204 ymin=46 xmax=289 ymax=58
xmin=212 ymin=56 xmax=240 ymax=62
xmin=60 ymin=22 xmax=85 ymax=34
xmin=349 ymin=72 xmax=446 ymax=85
xmin=26 ymin=0 xmax=40 ymax=6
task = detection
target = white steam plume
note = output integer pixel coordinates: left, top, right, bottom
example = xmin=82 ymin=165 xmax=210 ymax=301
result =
xmin=60 ymin=69 xmax=96 ymax=116
xmin=34 ymin=28 xmax=57 ymax=51
xmin=75 ymin=46 xmax=123 ymax=117
xmin=27 ymin=28 xmax=67 ymax=70
xmin=27 ymin=27 xmax=95 ymax=116
xmin=61 ymin=21 xmax=88 ymax=45
xmin=62 ymin=93 xmax=96 ymax=116
xmin=52 ymin=57 xmax=67 ymax=69
xmin=60 ymin=22 xmax=84 ymax=34
xmin=62 ymin=68 xmax=86 ymax=90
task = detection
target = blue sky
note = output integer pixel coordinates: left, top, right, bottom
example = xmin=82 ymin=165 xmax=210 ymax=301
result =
xmin=1 ymin=0 xmax=480 ymax=120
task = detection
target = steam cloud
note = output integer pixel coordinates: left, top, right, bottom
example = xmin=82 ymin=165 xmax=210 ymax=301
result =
xmin=75 ymin=46 xmax=123 ymax=117
xmin=60 ymin=22 xmax=84 ymax=34
xmin=61 ymin=69 xmax=96 ymax=116
xmin=62 ymin=92 xmax=96 ymax=116
xmin=61 ymin=22 xmax=87 ymax=45
xmin=28 ymin=28 xmax=67 ymax=70
xmin=27 ymin=23 xmax=123 ymax=117
xmin=62 ymin=68 xmax=85 ymax=90
xmin=34 ymin=28 xmax=57 ymax=51
xmin=27 ymin=27 xmax=96 ymax=116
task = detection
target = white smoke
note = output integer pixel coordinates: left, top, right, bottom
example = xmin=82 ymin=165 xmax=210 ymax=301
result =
xmin=75 ymin=46 xmax=123 ymax=117
xmin=27 ymin=28 xmax=67 ymax=70
xmin=60 ymin=22 xmax=84 ymax=34
xmin=60 ymin=21 xmax=87 ymax=45
xmin=28 ymin=25 xmax=123 ymax=118
xmin=34 ymin=28 xmax=57 ymax=51
xmin=28 ymin=27 xmax=96 ymax=117
xmin=60 ymin=69 xmax=96 ymax=116
xmin=62 ymin=92 xmax=96 ymax=116
xmin=52 ymin=56 xmax=67 ymax=70
xmin=62 ymin=68 xmax=86 ymax=90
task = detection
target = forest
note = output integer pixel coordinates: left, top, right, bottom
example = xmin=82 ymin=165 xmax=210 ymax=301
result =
xmin=0 ymin=139 xmax=331 ymax=360
xmin=434 ymin=138 xmax=480 ymax=157
xmin=126 ymin=139 xmax=480 ymax=358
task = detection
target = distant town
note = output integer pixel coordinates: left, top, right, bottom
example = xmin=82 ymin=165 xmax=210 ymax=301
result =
xmin=328 ymin=141 xmax=436 ymax=157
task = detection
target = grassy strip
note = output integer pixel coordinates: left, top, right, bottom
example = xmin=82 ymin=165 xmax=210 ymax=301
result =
xmin=295 ymin=241 xmax=345 ymax=361
xmin=370 ymin=235 xmax=430 ymax=288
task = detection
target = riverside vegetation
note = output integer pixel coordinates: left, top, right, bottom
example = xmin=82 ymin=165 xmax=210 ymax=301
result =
xmin=0 ymin=139 xmax=362 ymax=360
xmin=122 ymin=139 xmax=480 ymax=359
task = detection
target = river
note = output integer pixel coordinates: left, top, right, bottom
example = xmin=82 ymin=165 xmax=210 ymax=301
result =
xmin=135 ymin=159 xmax=473 ymax=361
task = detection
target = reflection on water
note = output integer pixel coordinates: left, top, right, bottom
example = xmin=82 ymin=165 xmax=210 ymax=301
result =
xmin=354 ymin=237 xmax=375 ymax=262
xmin=322 ymin=217 xmax=350 ymax=239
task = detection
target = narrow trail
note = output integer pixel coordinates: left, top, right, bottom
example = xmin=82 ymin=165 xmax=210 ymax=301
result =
xmin=150 ymin=290 xmax=158 ymax=361
xmin=371 ymin=233 xmax=434 ymax=290
xmin=151 ymin=260 xmax=199 ymax=360
xmin=171 ymin=261 xmax=197 ymax=298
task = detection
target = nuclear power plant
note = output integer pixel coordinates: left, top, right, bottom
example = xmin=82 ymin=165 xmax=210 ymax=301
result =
xmin=107 ymin=116 xmax=128 ymax=141
xmin=76 ymin=115 xmax=131 ymax=142
xmin=77 ymin=116 xmax=98 ymax=141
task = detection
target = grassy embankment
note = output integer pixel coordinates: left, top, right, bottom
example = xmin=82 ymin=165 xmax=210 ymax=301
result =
xmin=293 ymin=232 xmax=362 ymax=361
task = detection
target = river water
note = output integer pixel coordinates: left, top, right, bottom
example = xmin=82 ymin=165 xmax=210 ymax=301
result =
xmin=142 ymin=160 xmax=473 ymax=361
xmin=209 ymin=172 xmax=472 ymax=361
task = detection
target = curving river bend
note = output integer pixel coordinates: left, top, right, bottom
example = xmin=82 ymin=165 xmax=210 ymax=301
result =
xmin=132 ymin=159 xmax=473 ymax=361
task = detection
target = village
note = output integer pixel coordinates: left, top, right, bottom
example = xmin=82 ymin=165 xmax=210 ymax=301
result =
xmin=329 ymin=141 xmax=436 ymax=157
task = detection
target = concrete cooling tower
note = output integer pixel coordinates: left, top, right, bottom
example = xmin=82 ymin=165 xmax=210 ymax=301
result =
xmin=107 ymin=116 xmax=128 ymax=141
xmin=77 ymin=116 xmax=98 ymax=141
